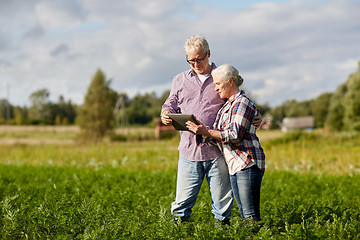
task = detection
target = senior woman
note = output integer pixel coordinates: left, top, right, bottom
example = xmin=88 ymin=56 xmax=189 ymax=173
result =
xmin=186 ymin=64 xmax=265 ymax=221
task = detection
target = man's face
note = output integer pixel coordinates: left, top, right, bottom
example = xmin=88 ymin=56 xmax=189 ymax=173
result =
xmin=186 ymin=48 xmax=210 ymax=75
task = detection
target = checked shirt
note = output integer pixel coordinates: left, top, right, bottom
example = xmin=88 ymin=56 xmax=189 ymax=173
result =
xmin=214 ymin=90 xmax=265 ymax=172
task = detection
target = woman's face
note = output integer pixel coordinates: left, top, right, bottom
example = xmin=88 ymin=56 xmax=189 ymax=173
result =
xmin=213 ymin=74 xmax=231 ymax=99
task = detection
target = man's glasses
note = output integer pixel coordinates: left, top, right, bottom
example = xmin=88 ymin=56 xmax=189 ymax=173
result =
xmin=186 ymin=52 xmax=208 ymax=65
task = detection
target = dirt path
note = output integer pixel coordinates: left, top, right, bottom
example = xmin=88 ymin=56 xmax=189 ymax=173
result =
xmin=0 ymin=125 xmax=79 ymax=132
xmin=0 ymin=125 xmax=78 ymax=145
xmin=0 ymin=138 xmax=75 ymax=145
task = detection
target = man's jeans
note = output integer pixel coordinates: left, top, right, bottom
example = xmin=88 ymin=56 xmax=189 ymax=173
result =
xmin=171 ymin=155 xmax=233 ymax=221
xmin=230 ymin=165 xmax=264 ymax=221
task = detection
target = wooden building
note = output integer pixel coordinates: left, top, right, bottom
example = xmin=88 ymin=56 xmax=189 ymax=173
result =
xmin=281 ymin=116 xmax=314 ymax=132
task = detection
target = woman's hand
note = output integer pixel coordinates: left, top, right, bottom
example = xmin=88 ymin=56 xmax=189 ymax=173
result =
xmin=186 ymin=120 xmax=209 ymax=136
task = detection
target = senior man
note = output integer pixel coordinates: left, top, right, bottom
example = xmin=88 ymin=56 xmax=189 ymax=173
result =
xmin=161 ymin=35 xmax=261 ymax=225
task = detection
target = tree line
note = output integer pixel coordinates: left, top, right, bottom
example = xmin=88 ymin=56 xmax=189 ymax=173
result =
xmin=0 ymin=70 xmax=169 ymax=128
xmin=1 ymin=62 xmax=359 ymax=136
xmin=269 ymin=61 xmax=360 ymax=131
xmin=0 ymin=89 xmax=77 ymax=125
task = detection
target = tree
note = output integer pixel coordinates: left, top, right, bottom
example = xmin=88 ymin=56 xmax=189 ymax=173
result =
xmin=269 ymin=99 xmax=313 ymax=129
xmin=287 ymin=100 xmax=312 ymax=117
xmin=326 ymin=83 xmax=347 ymax=131
xmin=343 ymin=62 xmax=360 ymax=130
xmin=326 ymin=61 xmax=360 ymax=131
xmin=256 ymin=103 xmax=271 ymax=117
xmin=113 ymin=92 xmax=130 ymax=128
xmin=78 ymin=69 xmax=117 ymax=141
xmin=0 ymin=99 xmax=13 ymax=123
xmin=28 ymin=88 xmax=51 ymax=124
xmin=312 ymin=92 xmax=332 ymax=128
xmin=126 ymin=93 xmax=153 ymax=124
xmin=54 ymin=96 xmax=77 ymax=125
xmin=13 ymin=106 xmax=27 ymax=125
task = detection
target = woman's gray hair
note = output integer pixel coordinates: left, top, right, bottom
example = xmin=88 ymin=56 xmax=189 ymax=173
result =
xmin=184 ymin=35 xmax=210 ymax=52
xmin=212 ymin=64 xmax=244 ymax=87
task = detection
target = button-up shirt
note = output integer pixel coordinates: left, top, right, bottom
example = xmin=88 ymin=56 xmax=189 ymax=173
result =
xmin=215 ymin=90 xmax=265 ymax=172
xmin=162 ymin=63 xmax=226 ymax=161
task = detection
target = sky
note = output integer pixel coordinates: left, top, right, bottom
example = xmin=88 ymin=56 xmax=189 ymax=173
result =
xmin=1 ymin=0 xmax=359 ymax=107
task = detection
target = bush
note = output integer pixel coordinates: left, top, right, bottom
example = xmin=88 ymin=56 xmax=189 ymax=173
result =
xmin=268 ymin=130 xmax=318 ymax=144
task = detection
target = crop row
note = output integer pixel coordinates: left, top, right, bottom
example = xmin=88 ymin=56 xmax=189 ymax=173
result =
xmin=1 ymin=165 xmax=359 ymax=239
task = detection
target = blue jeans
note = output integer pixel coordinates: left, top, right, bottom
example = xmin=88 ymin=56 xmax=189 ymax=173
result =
xmin=171 ymin=155 xmax=233 ymax=221
xmin=230 ymin=165 xmax=264 ymax=221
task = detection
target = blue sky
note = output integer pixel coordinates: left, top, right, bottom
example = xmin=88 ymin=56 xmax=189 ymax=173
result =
xmin=195 ymin=0 xmax=295 ymax=9
xmin=0 ymin=0 xmax=359 ymax=107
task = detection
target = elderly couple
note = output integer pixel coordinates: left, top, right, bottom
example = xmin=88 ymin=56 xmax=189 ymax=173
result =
xmin=161 ymin=35 xmax=265 ymax=226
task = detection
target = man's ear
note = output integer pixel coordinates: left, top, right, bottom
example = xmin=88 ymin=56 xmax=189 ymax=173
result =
xmin=208 ymin=50 xmax=211 ymax=58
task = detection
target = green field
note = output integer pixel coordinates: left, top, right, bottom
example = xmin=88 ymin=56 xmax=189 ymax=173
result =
xmin=0 ymin=126 xmax=359 ymax=239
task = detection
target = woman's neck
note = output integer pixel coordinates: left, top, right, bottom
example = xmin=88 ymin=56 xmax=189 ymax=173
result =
xmin=228 ymin=86 xmax=240 ymax=99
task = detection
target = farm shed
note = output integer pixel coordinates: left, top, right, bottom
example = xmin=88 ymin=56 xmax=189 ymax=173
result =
xmin=259 ymin=115 xmax=273 ymax=130
xmin=155 ymin=118 xmax=176 ymax=139
xmin=281 ymin=116 xmax=314 ymax=132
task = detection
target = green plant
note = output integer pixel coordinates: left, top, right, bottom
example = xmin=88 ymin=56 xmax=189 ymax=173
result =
xmin=0 ymin=167 xmax=359 ymax=239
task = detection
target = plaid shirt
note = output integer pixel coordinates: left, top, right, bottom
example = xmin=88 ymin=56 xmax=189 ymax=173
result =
xmin=214 ymin=90 xmax=265 ymax=172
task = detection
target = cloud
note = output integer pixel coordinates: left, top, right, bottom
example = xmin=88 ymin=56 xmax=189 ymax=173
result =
xmin=50 ymin=43 xmax=70 ymax=57
xmin=0 ymin=59 xmax=12 ymax=67
xmin=35 ymin=0 xmax=86 ymax=29
xmin=0 ymin=0 xmax=359 ymax=108
xmin=22 ymin=25 xmax=46 ymax=39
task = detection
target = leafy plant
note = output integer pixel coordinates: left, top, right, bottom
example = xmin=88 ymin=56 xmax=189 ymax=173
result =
xmin=0 ymin=167 xmax=359 ymax=239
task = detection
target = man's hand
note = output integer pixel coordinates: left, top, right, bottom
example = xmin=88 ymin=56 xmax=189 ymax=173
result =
xmin=161 ymin=110 xmax=172 ymax=125
xmin=253 ymin=110 xmax=262 ymax=129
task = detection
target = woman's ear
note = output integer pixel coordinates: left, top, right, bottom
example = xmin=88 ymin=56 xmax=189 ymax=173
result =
xmin=229 ymin=77 xmax=235 ymax=87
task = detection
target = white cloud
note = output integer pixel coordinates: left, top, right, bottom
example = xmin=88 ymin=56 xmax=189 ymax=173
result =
xmin=335 ymin=59 xmax=358 ymax=72
xmin=0 ymin=0 xmax=359 ymax=107
xmin=35 ymin=0 xmax=85 ymax=29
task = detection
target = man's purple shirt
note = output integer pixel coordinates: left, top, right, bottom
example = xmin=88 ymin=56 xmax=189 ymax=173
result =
xmin=162 ymin=63 xmax=226 ymax=161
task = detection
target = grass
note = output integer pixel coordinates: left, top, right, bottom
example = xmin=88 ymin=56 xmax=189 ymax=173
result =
xmin=0 ymin=139 xmax=180 ymax=171
xmin=1 ymin=127 xmax=359 ymax=175
xmin=262 ymin=129 xmax=360 ymax=175
xmin=0 ymin=126 xmax=360 ymax=239
xmin=1 ymin=166 xmax=359 ymax=239
xmin=0 ymin=126 xmax=78 ymax=141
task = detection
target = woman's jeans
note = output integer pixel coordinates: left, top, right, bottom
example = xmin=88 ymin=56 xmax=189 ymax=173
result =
xmin=230 ymin=165 xmax=264 ymax=221
xmin=171 ymin=155 xmax=233 ymax=221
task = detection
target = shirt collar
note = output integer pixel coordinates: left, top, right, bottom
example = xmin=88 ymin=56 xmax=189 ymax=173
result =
xmin=228 ymin=90 xmax=245 ymax=103
xmin=188 ymin=62 xmax=217 ymax=77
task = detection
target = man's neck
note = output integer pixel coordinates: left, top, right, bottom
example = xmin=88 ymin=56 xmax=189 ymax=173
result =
xmin=203 ymin=63 xmax=212 ymax=75
xmin=194 ymin=63 xmax=212 ymax=75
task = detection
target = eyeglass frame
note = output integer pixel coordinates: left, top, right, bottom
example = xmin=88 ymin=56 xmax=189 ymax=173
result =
xmin=186 ymin=52 xmax=208 ymax=65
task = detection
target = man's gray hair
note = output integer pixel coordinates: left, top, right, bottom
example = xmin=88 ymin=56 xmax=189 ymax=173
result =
xmin=212 ymin=64 xmax=244 ymax=87
xmin=184 ymin=35 xmax=210 ymax=52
